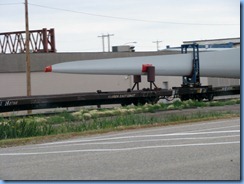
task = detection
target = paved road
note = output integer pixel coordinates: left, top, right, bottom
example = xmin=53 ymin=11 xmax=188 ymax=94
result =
xmin=0 ymin=118 xmax=240 ymax=180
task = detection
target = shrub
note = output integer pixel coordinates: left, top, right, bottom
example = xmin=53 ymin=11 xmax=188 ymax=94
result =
xmin=167 ymin=104 xmax=175 ymax=110
xmin=83 ymin=113 xmax=92 ymax=120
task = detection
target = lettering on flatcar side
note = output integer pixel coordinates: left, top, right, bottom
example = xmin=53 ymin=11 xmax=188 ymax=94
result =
xmin=5 ymin=101 xmax=18 ymax=106
xmin=108 ymin=94 xmax=136 ymax=99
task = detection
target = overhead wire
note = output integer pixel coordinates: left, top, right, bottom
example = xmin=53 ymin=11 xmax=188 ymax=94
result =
xmin=28 ymin=3 xmax=239 ymax=26
xmin=0 ymin=3 xmax=22 ymax=5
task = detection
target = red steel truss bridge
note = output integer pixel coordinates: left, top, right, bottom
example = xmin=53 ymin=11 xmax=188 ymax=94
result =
xmin=0 ymin=28 xmax=56 ymax=54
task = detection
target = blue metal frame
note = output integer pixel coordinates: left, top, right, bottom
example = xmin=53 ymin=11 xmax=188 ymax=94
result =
xmin=181 ymin=43 xmax=201 ymax=87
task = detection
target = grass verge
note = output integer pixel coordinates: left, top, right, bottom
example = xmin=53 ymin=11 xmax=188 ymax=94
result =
xmin=0 ymin=110 xmax=239 ymax=148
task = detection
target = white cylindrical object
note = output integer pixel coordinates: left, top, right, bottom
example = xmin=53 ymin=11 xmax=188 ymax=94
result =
xmin=199 ymin=48 xmax=240 ymax=78
xmin=46 ymin=48 xmax=240 ymax=79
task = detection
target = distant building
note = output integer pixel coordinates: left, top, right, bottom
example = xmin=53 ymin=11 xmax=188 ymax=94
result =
xmin=183 ymin=37 xmax=240 ymax=49
xmin=112 ymin=45 xmax=135 ymax=52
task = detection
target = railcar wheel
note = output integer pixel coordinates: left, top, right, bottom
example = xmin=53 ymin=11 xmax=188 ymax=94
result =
xmin=180 ymin=95 xmax=189 ymax=101
xmin=208 ymin=94 xmax=214 ymax=101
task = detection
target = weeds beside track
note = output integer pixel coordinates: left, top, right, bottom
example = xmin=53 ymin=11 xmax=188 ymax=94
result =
xmin=0 ymin=98 xmax=240 ymax=147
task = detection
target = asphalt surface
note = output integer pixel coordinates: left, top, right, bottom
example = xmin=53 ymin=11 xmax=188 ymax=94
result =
xmin=0 ymin=118 xmax=240 ymax=180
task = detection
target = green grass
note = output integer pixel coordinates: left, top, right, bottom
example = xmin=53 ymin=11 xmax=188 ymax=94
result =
xmin=0 ymin=111 xmax=239 ymax=147
xmin=0 ymin=98 xmax=240 ymax=142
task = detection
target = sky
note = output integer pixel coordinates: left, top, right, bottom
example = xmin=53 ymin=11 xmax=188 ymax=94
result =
xmin=0 ymin=0 xmax=240 ymax=52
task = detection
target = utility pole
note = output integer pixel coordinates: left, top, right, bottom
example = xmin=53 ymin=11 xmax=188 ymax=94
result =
xmin=98 ymin=34 xmax=105 ymax=52
xmin=98 ymin=33 xmax=114 ymax=52
xmin=107 ymin=33 xmax=114 ymax=52
xmin=25 ymin=0 xmax=31 ymax=114
xmin=152 ymin=40 xmax=162 ymax=51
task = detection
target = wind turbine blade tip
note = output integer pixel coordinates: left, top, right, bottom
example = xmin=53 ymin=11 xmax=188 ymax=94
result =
xmin=45 ymin=66 xmax=52 ymax=72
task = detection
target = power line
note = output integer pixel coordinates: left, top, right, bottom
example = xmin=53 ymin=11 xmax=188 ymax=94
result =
xmin=0 ymin=3 xmax=22 ymax=5
xmin=28 ymin=3 xmax=238 ymax=26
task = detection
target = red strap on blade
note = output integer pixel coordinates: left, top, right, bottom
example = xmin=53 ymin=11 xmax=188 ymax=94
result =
xmin=142 ymin=64 xmax=152 ymax=72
